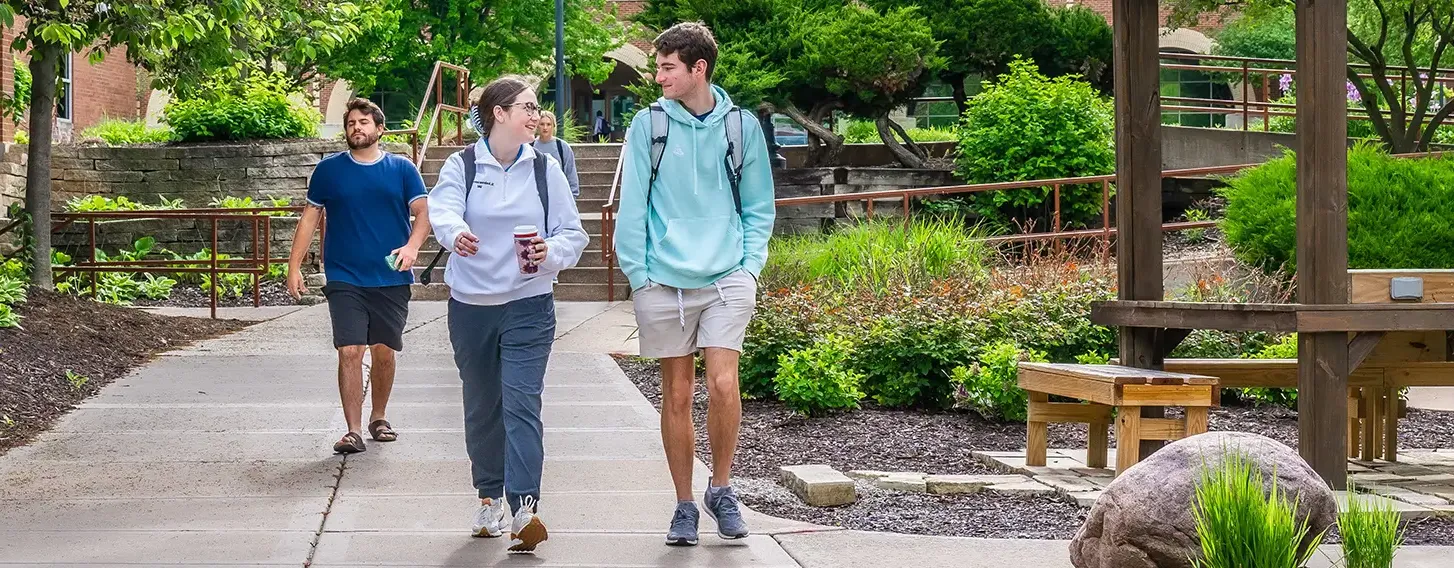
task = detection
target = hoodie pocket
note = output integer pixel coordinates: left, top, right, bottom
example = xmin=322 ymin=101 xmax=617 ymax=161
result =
xmin=653 ymin=215 xmax=742 ymax=278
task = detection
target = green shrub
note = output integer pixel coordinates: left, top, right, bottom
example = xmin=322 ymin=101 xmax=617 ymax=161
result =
xmin=1339 ymin=482 xmax=1405 ymax=568
xmin=0 ymin=302 xmax=18 ymax=328
xmin=956 ymin=58 xmax=1114 ymax=231
xmin=2 ymin=56 xmax=30 ymax=124
xmin=164 ymin=72 xmax=321 ymax=142
xmin=210 ymin=195 xmax=293 ymax=215
xmin=762 ymin=218 xmax=989 ymax=295
xmin=138 ymin=274 xmax=177 ymax=300
xmin=774 ymin=334 xmax=866 ymax=416
xmin=80 ymin=118 xmax=174 ymax=145
xmin=740 ymin=288 xmax=832 ymax=399
xmin=854 ymin=307 xmax=979 ymax=408
xmin=1191 ymin=449 xmax=1325 ymax=568
xmin=1212 ymin=7 xmax=1296 ymax=60
xmin=0 ymin=274 xmax=24 ymax=305
xmin=13 ymin=130 xmax=27 ymax=145
xmin=65 ymin=195 xmax=185 ymax=212
xmin=952 ymin=340 xmax=1046 ymax=421
xmin=1222 ymin=143 xmax=1454 ymax=271
xmin=841 ymin=119 xmax=957 ymax=144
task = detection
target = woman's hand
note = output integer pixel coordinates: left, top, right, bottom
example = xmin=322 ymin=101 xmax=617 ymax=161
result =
xmin=454 ymin=231 xmax=480 ymax=257
xmin=527 ymin=236 xmax=548 ymax=264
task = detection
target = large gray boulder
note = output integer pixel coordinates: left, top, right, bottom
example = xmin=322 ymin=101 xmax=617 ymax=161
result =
xmin=1070 ymin=431 xmax=1337 ymax=568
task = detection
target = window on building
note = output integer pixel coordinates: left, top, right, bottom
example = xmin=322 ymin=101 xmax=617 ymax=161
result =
xmin=1160 ymin=52 xmax=1234 ymax=128
xmin=56 ymin=53 xmax=72 ymax=122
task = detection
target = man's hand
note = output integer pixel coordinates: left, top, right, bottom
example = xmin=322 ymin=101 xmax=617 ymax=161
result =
xmin=286 ymin=267 xmax=307 ymax=299
xmin=454 ymin=231 xmax=480 ymax=257
xmin=391 ymin=244 xmax=420 ymax=272
xmin=527 ymin=236 xmax=548 ymax=264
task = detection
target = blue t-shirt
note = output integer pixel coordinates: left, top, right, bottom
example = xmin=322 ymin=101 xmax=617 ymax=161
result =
xmin=306 ymin=151 xmax=427 ymax=288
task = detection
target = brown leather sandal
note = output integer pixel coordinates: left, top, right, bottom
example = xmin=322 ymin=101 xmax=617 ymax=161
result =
xmin=333 ymin=432 xmax=366 ymax=454
xmin=368 ymin=419 xmax=397 ymax=442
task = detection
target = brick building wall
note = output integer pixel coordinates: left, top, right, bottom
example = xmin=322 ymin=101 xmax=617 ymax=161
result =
xmin=0 ymin=16 xmax=147 ymax=143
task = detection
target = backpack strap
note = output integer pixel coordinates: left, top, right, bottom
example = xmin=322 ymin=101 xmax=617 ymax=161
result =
xmin=420 ymin=145 xmax=477 ymax=285
xmin=461 ymin=144 xmax=477 ymax=198
xmin=647 ymin=103 xmax=669 ymax=205
xmin=555 ymin=138 xmax=564 ymax=161
xmin=533 ymin=151 xmax=550 ymax=227
xmin=723 ymin=106 xmax=745 ymax=217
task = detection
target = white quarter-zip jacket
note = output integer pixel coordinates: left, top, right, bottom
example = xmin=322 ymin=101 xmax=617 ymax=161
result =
xmin=428 ymin=140 xmax=588 ymax=306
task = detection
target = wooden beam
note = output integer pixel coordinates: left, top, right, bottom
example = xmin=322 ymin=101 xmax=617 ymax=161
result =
xmin=1295 ymin=0 xmax=1351 ymax=489
xmin=1348 ymin=332 xmax=1386 ymax=373
xmin=1091 ymin=300 xmax=1299 ymax=333
xmin=1113 ymin=0 xmax=1167 ymax=464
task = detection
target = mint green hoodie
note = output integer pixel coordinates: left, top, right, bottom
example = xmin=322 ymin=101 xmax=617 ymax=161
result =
xmin=614 ymin=85 xmax=776 ymax=291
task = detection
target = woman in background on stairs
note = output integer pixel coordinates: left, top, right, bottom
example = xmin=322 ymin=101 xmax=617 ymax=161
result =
xmin=428 ymin=76 xmax=588 ymax=554
xmin=533 ymin=110 xmax=580 ymax=199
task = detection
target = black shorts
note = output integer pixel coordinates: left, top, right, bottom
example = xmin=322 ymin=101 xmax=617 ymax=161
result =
xmin=322 ymin=281 xmax=411 ymax=351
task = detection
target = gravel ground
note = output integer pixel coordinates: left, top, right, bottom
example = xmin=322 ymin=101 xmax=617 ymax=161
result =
xmin=615 ymin=355 xmax=1454 ymax=543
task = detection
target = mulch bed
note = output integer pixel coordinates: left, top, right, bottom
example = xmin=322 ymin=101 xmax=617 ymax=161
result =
xmin=614 ymin=355 xmax=1454 ymax=543
xmin=131 ymin=280 xmax=299 ymax=308
xmin=0 ymin=290 xmax=248 ymax=455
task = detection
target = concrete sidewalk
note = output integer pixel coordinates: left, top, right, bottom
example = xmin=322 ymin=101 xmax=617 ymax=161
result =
xmin=0 ymin=302 xmax=799 ymax=566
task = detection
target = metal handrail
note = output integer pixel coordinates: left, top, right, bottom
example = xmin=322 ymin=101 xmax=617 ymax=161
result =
xmin=49 ymin=207 xmax=311 ymax=319
xmin=600 ymin=148 xmax=627 ymax=300
xmin=382 ymin=61 xmax=472 ymax=167
xmin=599 ymin=150 xmax=1449 ymax=301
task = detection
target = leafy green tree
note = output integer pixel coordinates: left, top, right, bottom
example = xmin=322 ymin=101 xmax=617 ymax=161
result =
xmin=1212 ymin=5 xmax=1297 ymax=61
xmin=149 ymin=0 xmax=393 ymax=97
xmin=955 ymin=59 xmax=1114 ymax=230
xmin=1168 ymin=0 xmax=1454 ymax=153
xmin=0 ymin=0 xmax=253 ymax=289
xmin=327 ymin=0 xmax=631 ymax=106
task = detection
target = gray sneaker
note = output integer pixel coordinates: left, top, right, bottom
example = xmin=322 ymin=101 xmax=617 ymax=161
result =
xmin=702 ymin=485 xmax=749 ymax=539
xmin=665 ymin=501 xmax=699 ymax=546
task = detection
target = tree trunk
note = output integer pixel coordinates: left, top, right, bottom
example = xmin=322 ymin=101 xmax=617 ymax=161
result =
xmin=948 ymin=73 xmax=970 ymax=116
xmin=781 ymin=102 xmax=843 ymax=167
xmin=25 ymin=42 xmax=59 ymax=290
xmin=875 ymin=116 xmax=926 ymax=169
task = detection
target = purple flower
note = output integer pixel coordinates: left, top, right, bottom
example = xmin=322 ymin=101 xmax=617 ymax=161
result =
xmin=1346 ymin=81 xmax=1361 ymax=102
xmin=1279 ymin=74 xmax=1294 ymax=92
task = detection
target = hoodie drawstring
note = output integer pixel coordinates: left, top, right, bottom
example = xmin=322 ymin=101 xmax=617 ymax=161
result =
xmin=673 ymin=283 xmax=729 ymax=331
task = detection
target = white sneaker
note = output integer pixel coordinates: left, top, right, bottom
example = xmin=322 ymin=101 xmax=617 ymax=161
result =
xmin=471 ymin=498 xmax=507 ymax=538
xmin=508 ymin=496 xmax=548 ymax=553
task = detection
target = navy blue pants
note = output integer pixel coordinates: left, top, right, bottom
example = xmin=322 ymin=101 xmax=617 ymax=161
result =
xmin=448 ymin=293 xmax=555 ymax=512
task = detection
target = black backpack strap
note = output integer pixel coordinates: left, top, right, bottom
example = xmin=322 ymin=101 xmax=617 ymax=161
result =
xmin=534 ymin=151 xmax=550 ymax=228
xmin=723 ymin=106 xmax=744 ymax=217
xmin=647 ymin=103 xmax=669 ymax=208
xmin=555 ymin=138 xmax=564 ymax=161
xmin=420 ymin=146 xmax=477 ymax=285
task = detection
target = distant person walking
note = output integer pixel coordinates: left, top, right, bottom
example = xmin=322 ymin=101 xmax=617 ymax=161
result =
xmin=429 ymin=76 xmax=588 ymax=554
xmin=592 ymin=110 xmax=612 ymax=142
xmin=533 ymin=110 xmax=580 ymax=199
xmin=285 ymin=98 xmax=430 ymax=455
xmin=614 ymin=22 xmax=776 ymax=547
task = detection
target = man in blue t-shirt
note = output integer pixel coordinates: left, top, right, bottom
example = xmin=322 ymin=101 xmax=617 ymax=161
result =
xmin=286 ymin=98 xmax=431 ymax=455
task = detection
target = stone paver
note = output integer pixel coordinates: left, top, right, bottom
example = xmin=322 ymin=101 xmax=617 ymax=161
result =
xmin=780 ymin=465 xmax=857 ymax=506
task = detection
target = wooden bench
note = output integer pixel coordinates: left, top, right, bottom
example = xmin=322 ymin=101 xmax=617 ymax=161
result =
xmin=1017 ymin=363 xmax=1219 ymax=474
xmin=1162 ymin=357 xmax=1425 ymax=462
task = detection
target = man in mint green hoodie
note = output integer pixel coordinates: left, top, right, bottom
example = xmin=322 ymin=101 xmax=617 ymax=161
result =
xmin=614 ymin=22 xmax=775 ymax=547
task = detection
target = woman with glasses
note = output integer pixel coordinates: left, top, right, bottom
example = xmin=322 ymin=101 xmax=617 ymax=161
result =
xmin=428 ymin=76 xmax=588 ymax=554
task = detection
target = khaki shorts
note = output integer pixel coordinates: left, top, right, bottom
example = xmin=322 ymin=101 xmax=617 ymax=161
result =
xmin=633 ymin=269 xmax=758 ymax=358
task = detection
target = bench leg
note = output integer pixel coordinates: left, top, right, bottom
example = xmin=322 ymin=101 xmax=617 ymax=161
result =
xmin=1383 ymin=387 xmax=1398 ymax=462
xmin=1116 ymin=405 xmax=1142 ymax=475
xmin=1362 ymin=387 xmax=1380 ymax=461
xmin=1184 ymin=406 xmax=1209 ymax=437
xmin=1026 ymin=392 xmax=1049 ymax=467
xmin=1088 ymin=413 xmax=1109 ymax=470
xmin=1347 ymin=393 xmax=1361 ymax=459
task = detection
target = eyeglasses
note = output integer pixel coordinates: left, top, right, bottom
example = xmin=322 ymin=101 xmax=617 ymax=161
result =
xmin=503 ymin=102 xmax=541 ymax=116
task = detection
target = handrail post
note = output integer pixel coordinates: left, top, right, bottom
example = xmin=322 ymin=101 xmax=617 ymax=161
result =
xmin=88 ymin=216 xmax=97 ymax=298
xmin=1242 ymin=62 xmax=1251 ymax=131
xmin=211 ymin=217 xmax=219 ymax=320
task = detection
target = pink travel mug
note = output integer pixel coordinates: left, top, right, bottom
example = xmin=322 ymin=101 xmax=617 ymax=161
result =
xmin=514 ymin=225 xmax=540 ymax=275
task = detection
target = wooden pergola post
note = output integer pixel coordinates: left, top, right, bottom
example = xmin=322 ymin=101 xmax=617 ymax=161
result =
xmin=1295 ymin=0 xmax=1351 ymax=489
xmin=1112 ymin=0 xmax=1166 ymax=462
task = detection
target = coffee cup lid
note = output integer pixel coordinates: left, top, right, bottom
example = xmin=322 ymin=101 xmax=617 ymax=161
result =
xmin=513 ymin=225 xmax=538 ymax=236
